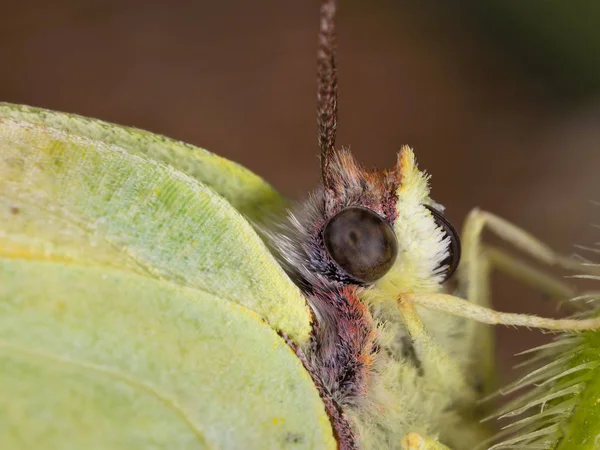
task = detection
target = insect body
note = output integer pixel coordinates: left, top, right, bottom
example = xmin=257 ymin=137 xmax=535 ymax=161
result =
xmin=273 ymin=146 xmax=472 ymax=449
xmin=267 ymin=1 xmax=600 ymax=448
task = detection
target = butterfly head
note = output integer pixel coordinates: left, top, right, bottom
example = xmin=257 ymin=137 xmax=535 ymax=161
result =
xmin=316 ymin=145 xmax=460 ymax=298
xmin=308 ymin=0 xmax=460 ymax=299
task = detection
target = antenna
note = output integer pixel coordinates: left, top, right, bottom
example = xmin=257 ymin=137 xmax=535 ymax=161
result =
xmin=317 ymin=0 xmax=338 ymax=190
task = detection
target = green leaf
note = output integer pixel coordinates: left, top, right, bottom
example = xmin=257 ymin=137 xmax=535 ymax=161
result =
xmin=489 ymin=308 xmax=600 ymax=449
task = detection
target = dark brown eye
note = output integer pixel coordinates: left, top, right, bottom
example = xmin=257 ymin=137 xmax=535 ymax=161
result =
xmin=425 ymin=205 xmax=461 ymax=282
xmin=323 ymin=206 xmax=398 ymax=284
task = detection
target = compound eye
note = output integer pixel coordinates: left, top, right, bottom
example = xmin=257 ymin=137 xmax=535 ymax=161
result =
xmin=425 ymin=206 xmax=461 ymax=282
xmin=323 ymin=206 xmax=398 ymax=283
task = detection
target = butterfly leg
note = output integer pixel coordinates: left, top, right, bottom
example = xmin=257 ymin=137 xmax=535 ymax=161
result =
xmin=402 ymin=208 xmax=600 ymax=331
xmin=396 ymin=293 xmax=490 ymax=448
xmin=396 ymin=296 xmax=473 ymax=396
xmin=458 ymin=207 xmax=590 ymax=310
xmin=454 ymin=207 xmax=591 ymax=392
xmin=400 ymin=432 xmax=451 ymax=450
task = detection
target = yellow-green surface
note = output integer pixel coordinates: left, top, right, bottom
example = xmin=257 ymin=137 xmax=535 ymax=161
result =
xmin=0 ymin=260 xmax=334 ymax=449
xmin=0 ymin=103 xmax=287 ymax=221
xmin=554 ymin=331 xmax=600 ymax=450
xmin=490 ymin=324 xmax=600 ymax=449
xmin=0 ymin=106 xmax=310 ymax=343
xmin=0 ymin=104 xmax=331 ymax=449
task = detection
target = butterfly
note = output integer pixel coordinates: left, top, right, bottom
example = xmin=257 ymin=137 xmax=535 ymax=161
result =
xmin=260 ymin=1 xmax=600 ymax=449
xmin=1 ymin=1 xmax=599 ymax=449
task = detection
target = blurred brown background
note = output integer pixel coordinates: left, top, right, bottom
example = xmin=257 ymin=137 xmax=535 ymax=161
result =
xmin=3 ymin=0 xmax=600 ymax=384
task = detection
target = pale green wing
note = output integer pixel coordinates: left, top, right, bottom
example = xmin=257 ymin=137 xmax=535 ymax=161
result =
xmin=0 ymin=107 xmax=310 ymax=343
xmin=0 ymin=104 xmax=333 ymax=448
xmin=0 ymin=103 xmax=287 ymax=221
xmin=0 ymin=259 xmax=335 ymax=450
